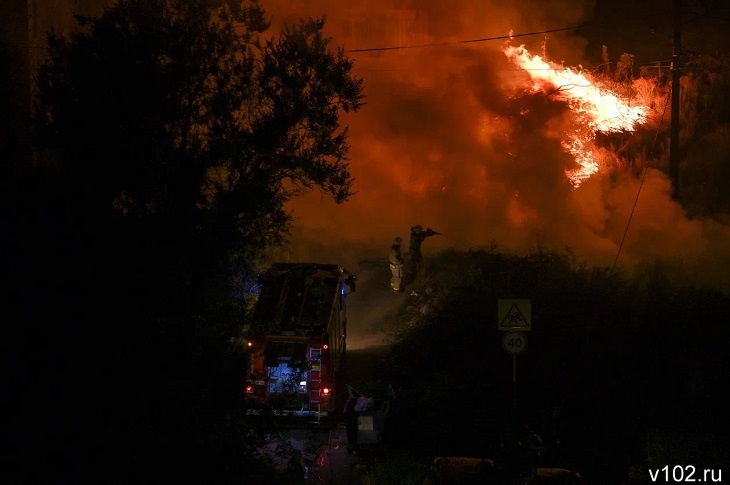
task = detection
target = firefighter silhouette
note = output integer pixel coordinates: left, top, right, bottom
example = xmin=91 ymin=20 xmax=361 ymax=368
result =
xmin=389 ymin=237 xmax=405 ymax=292
xmin=284 ymin=449 xmax=306 ymax=484
xmin=407 ymin=225 xmax=440 ymax=276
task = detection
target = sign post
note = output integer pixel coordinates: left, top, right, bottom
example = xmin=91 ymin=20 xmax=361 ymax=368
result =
xmin=502 ymin=331 xmax=527 ymax=389
xmin=498 ymin=299 xmax=531 ymax=391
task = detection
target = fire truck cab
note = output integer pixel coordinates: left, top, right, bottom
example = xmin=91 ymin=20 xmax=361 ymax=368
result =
xmin=245 ymin=263 xmax=354 ymax=416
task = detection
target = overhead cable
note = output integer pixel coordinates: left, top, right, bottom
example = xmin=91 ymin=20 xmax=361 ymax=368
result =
xmin=346 ymin=24 xmax=589 ymax=53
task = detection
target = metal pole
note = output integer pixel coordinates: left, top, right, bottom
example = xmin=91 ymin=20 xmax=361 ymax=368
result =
xmin=513 ymin=354 xmax=517 ymax=390
xmin=669 ymin=0 xmax=682 ymax=199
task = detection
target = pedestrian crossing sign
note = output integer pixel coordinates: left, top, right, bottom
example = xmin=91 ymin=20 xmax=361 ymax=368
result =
xmin=498 ymin=299 xmax=531 ymax=331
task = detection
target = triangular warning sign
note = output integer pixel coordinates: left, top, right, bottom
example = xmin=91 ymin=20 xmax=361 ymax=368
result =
xmin=500 ymin=303 xmax=528 ymax=328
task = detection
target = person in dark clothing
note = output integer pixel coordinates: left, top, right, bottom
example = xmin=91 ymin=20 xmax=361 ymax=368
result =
xmin=407 ymin=225 xmax=439 ymax=276
xmin=283 ymin=449 xmax=306 ymax=484
xmin=344 ymin=396 xmax=359 ymax=454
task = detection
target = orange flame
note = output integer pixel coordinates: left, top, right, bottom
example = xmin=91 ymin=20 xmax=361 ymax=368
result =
xmin=503 ymin=44 xmax=649 ymax=186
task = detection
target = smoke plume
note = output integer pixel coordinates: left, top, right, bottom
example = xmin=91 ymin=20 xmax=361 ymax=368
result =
xmin=263 ymin=0 xmax=730 ymax=289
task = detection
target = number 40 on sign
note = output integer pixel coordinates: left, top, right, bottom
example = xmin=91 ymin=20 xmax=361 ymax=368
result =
xmin=502 ymin=332 xmax=527 ymax=355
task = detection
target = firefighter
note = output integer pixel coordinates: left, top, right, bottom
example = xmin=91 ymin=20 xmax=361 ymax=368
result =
xmin=389 ymin=237 xmax=405 ymax=293
xmin=407 ymin=225 xmax=440 ymax=276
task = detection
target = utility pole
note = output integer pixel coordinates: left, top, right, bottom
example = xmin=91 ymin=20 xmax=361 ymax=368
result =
xmin=669 ymin=0 xmax=682 ymax=199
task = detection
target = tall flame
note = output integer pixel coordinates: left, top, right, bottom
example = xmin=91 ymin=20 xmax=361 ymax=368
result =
xmin=503 ymin=44 xmax=649 ymax=186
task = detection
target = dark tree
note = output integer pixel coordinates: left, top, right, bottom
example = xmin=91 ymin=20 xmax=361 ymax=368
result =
xmin=7 ymin=0 xmax=363 ymax=481
xmin=35 ymin=0 xmax=363 ymax=285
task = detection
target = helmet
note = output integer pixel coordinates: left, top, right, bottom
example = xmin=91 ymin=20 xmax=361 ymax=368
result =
xmin=413 ymin=225 xmax=423 ymax=233
xmin=393 ymin=237 xmax=402 ymax=246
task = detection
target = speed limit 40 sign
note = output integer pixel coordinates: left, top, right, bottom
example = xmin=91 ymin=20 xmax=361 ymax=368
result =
xmin=502 ymin=332 xmax=527 ymax=355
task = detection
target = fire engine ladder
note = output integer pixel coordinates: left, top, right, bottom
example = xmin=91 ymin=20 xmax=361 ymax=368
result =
xmin=309 ymin=347 xmax=322 ymax=417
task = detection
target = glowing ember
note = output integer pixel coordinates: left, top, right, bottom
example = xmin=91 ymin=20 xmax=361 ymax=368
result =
xmin=503 ymin=43 xmax=649 ymax=186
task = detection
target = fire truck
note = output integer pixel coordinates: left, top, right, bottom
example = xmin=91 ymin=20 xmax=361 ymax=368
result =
xmin=244 ymin=263 xmax=355 ymax=416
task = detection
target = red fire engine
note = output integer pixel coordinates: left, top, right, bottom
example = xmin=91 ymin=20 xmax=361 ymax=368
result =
xmin=244 ymin=263 xmax=355 ymax=416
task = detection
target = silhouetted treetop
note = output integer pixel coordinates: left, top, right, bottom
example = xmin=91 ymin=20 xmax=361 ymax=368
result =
xmin=35 ymin=0 xmax=364 ymax=258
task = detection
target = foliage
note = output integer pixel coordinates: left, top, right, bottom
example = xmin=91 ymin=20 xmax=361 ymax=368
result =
xmin=10 ymin=0 xmax=363 ymax=481
xmin=35 ymin=0 xmax=363 ymax=283
xmin=615 ymin=53 xmax=635 ymax=83
xmin=632 ymin=76 xmax=662 ymax=111
xmin=676 ymin=55 xmax=730 ymax=217
xmin=589 ymin=48 xmax=730 ymax=217
xmin=383 ymin=247 xmax=730 ymax=481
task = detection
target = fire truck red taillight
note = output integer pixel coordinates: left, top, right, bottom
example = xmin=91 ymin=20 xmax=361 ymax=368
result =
xmin=322 ymin=344 xmax=328 ymax=350
xmin=245 ymin=385 xmax=253 ymax=394
xmin=322 ymin=387 xmax=330 ymax=395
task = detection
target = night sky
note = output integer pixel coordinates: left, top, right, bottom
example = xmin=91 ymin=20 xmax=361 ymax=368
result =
xmin=247 ymin=0 xmax=730 ymax=288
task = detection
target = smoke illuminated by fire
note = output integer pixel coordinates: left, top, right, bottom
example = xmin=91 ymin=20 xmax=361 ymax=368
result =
xmin=503 ymin=43 xmax=649 ymax=186
xmin=254 ymin=0 xmax=730 ymax=296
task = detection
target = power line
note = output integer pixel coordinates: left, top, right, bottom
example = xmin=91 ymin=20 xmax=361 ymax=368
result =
xmin=16 ymin=24 xmax=584 ymax=55
xmin=346 ymin=24 xmax=589 ymax=53
xmin=611 ymin=93 xmax=672 ymax=274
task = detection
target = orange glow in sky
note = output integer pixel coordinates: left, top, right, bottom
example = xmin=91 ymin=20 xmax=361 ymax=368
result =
xmin=257 ymin=0 xmax=730 ymax=289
